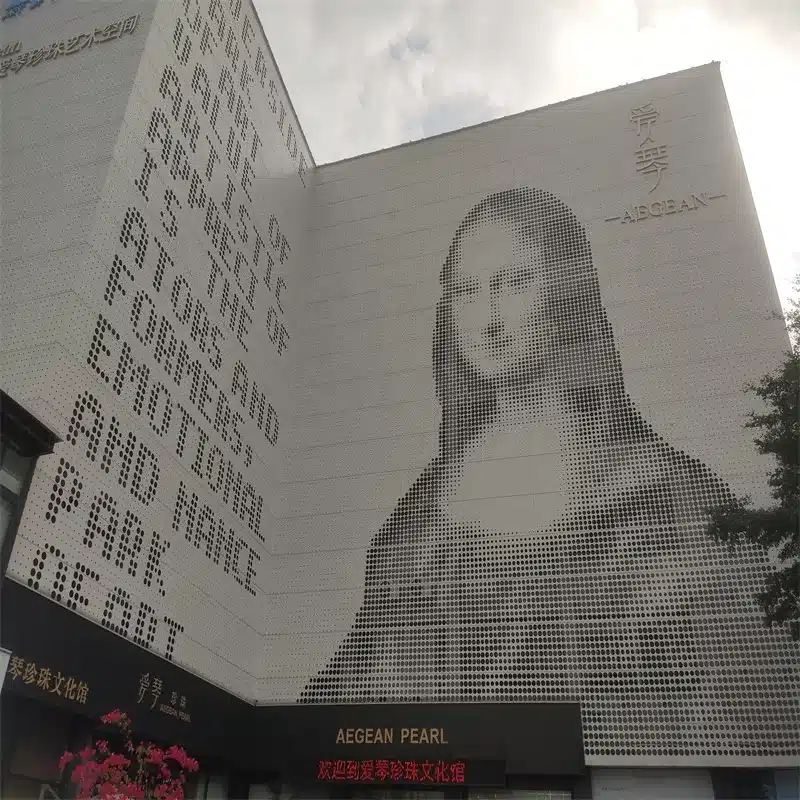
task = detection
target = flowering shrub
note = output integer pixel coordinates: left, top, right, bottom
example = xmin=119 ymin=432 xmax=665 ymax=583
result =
xmin=59 ymin=710 xmax=200 ymax=800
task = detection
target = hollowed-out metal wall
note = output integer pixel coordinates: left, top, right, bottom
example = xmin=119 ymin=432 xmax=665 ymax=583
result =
xmin=2 ymin=0 xmax=797 ymax=768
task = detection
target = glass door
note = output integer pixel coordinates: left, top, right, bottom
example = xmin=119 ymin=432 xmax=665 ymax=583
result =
xmin=348 ymin=792 xmax=448 ymax=800
xmin=467 ymin=792 xmax=570 ymax=799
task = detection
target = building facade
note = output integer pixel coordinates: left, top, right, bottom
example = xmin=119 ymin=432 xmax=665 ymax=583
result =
xmin=1 ymin=0 xmax=798 ymax=798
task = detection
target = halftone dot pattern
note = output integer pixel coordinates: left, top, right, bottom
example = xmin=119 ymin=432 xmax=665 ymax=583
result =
xmin=300 ymin=188 xmax=800 ymax=760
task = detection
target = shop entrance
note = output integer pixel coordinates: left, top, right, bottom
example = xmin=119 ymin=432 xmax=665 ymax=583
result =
xmin=263 ymin=788 xmax=570 ymax=799
xmin=303 ymin=789 xmax=460 ymax=800
xmin=344 ymin=792 xmax=569 ymax=800
xmin=348 ymin=792 xmax=452 ymax=799
xmin=261 ymin=789 xmax=462 ymax=800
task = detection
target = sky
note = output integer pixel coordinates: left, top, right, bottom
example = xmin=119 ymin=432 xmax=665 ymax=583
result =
xmin=254 ymin=0 xmax=800 ymax=312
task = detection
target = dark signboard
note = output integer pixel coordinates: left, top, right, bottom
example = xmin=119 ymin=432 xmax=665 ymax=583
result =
xmin=313 ymin=757 xmax=505 ymax=788
xmin=2 ymin=582 xmax=585 ymax=782
xmin=0 ymin=579 xmax=251 ymax=762
xmin=254 ymin=702 xmax=585 ymax=779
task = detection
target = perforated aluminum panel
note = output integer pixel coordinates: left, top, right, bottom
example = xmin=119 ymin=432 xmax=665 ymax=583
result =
xmin=2 ymin=0 xmax=798 ymax=770
xmin=1 ymin=0 xmax=313 ymax=701
xmin=276 ymin=65 xmax=799 ymax=766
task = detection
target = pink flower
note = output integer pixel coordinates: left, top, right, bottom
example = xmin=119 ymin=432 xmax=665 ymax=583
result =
xmin=101 ymin=753 xmax=131 ymax=772
xmin=76 ymin=761 xmax=103 ymax=795
xmin=164 ymin=745 xmax=187 ymax=764
xmin=155 ymin=780 xmax=185 ymax=800
xmin=58 ymin=751 xmax=74 ymax=772
xmin=164 ymin=745 xmax=199 ymax=772
xmin=78 ymin=746 xmax=96 ymax=762
xmin=96 ymin=781 xmax=120 ymax=799
xmin=62 ymin=714 xmax=198 ymax=800
xmin=119 ymin=781 xmax=145 ymax=799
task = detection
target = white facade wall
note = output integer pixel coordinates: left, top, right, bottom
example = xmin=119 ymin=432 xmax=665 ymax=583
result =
xmin=277 ymin=63 xmax=799 ymax=767
xmin=2 ymin=0 xmax=798 ymax=772
xmin=1 ymin=0 xmax=313 ymax=700
xmin=2 ymin=0 xmax=158 ymax=316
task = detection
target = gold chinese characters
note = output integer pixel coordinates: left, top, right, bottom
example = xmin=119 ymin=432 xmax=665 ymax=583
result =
xmin=136 ymin=673 xmax=191 ymax=723
xmin=6 ymin=655 xmax=89 ymax=704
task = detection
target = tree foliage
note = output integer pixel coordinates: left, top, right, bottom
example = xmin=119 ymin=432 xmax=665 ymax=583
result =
xmin=706 ymin=280 xmax=799 ymax=640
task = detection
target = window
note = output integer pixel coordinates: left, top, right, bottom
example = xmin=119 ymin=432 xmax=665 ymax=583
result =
xmin=0 ymin=392 xmax=59 ymax=580
xmin=0 ymin=440 xmax=32 ymax=556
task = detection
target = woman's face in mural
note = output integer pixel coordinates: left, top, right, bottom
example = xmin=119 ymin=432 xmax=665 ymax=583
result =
xmin=451 ymin=221 xmax=552 ymax=384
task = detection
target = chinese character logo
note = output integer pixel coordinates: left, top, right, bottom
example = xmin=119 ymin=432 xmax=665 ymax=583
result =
xmin=630 ymin=101 xmax=669 ymax=192
xmin=137 ymin=673 xmax=150 ymax=704
xmin=635 ymin=144 xmax=668 ymax=193
xmin=151 ymin=677 xmax=163 ymax=709
xmin=630 ymin=101 xmax=659 ymax=144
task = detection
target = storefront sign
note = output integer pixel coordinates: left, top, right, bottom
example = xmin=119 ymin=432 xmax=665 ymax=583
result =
xmin=335 ymin=727 xmax=448 ymax=745
xmin=258 ymin=702 xmax=585 ymax=780
xmin=312 ymin=758 xmax=508 ymax=788
xmin=5 ymin=653 xmax=90 ymax=704
xmin=0 ymin=14 xmax=138 ymax=77
xmin=1 ymin=580 xmax=248 ymax=761
xmin=318 ymin=758 xmax=467 ymax=784
xmin=136 ymin=672 xmax=191 ymax=723
xmin=1 ymin=582 xmax=584 ymax=779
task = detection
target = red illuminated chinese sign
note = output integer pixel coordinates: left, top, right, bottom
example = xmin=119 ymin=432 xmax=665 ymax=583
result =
xmin=317 ymin=759 xmax=466 ymax=785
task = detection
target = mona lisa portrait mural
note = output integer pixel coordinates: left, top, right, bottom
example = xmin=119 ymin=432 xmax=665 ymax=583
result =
xmin=293 ymin=185 xmax=797 ymax=760
xmin=275 ymin=64 xmax=799 ymax=765
xmin=3 ymin=27 xmax=796 ymax=774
